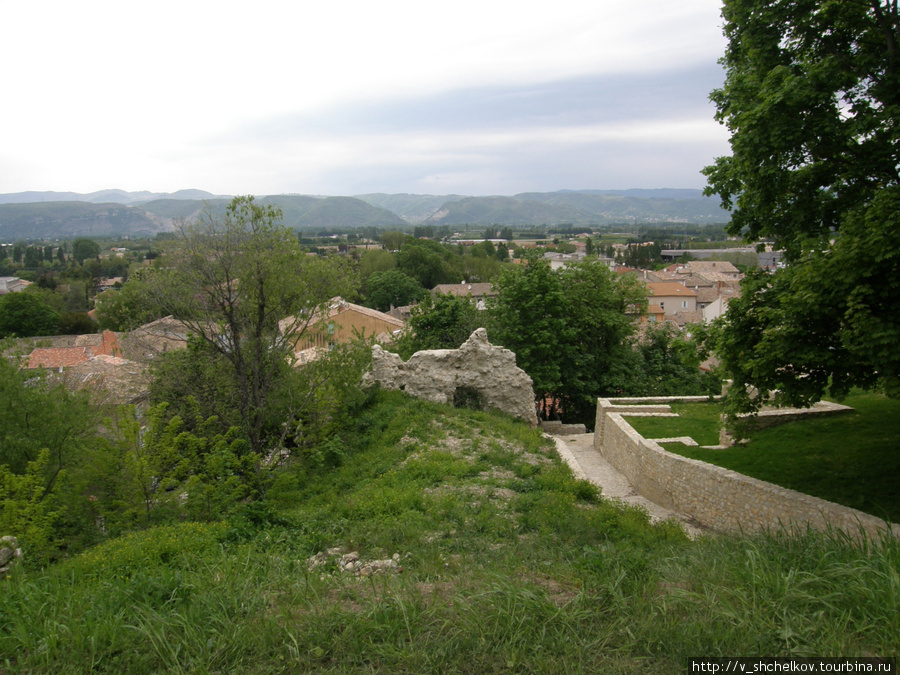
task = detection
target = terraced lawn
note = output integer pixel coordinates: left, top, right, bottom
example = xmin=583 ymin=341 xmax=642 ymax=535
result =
xmin=627 ymin=392 xmax=900 ymax=522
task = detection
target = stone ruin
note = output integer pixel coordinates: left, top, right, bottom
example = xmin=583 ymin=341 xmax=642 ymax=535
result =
xmin=0 ymin=536 xmax=21 ymax=574
xmin=363 ymin=328 xmax=538 ymax=426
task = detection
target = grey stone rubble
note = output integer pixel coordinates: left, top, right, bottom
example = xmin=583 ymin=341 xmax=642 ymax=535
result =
xmin=307 ymin=547 xmax=403 ymax=577
xmin=363 ymin=328 xmax=539 ymax=426
xmin=0 ymin=536 xmax=21 ymax=573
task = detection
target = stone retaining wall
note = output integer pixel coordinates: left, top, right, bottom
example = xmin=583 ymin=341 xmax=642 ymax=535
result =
xmin=593 ymin=397 xmax=899 ymax=540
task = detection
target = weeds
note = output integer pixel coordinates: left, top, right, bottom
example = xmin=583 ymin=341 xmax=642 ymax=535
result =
xmin=1 ymin=391 xmax=896 ymax=672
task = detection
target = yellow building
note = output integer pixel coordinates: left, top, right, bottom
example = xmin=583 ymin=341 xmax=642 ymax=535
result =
xmin=280 ymin=297 xmax=405 ymax=363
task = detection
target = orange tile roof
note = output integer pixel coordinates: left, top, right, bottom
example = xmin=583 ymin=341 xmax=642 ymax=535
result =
xmin=27 ymin=347 xmax=94 ymax=369
xmin=24 ymin=331 xmax=121 ymax=369
xmin=645 ymin=282 xmax=697 ymax=297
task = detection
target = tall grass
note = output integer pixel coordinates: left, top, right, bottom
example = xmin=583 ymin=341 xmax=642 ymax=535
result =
xmin=1 ymin=391 xmax=897 ymax=672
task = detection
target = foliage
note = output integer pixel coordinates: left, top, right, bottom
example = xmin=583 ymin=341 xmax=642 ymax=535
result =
xmin=2 ymin=393 xmax=897 ymax=671
xmin=0 ymin=291 xmax=60 ymax=338
xmin=393 ymin=292 xmax=485 ymax=359
xmin=0 ymin=450 xmax=62 ymax=565
xmin=631 ymin=323 xmax=720 ymax=398
xmin=488 ymin=257 xmax=572 ymax=404
xmin=144 ymin=196 xmax=356 ymax=455
xmin=0 ymin=357 xmax=128 ymax=558
xmin=57 ymin=311 xmax=98 ymax=335
xmin=363 ymin=269 xmax=425 ymax=311
xmin=0 ymin=358 xmax=99 ymax=481
xmin=140 ymin=404 xmax=262 ymax=522
xmin=358 ymin=247 xmax=396 ymax=281
xmin=704 ymin=1 xmax=900 ymax=413
xmin=489 ymin=259 xmax=654 ymax=423
xmin=149 ymin=337 xmax=245 ymax=437
xmin=94 ymin=274 xmax=165 ymax=331
xmin=553 ymin=261 xmax=647 ymax=420
xmin=395 ymin=240 xmax=461 ymax=288
xmin=71 ymin=238 xmax=101 ymax=265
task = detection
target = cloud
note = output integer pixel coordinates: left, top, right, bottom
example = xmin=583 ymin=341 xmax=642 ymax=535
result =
xmin=0 ymin=0 xmax=729 ymax=194
xmin=190 ymin=63 xmax=730 ymax=194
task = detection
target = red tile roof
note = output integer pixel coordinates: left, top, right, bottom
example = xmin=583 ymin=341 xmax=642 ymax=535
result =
xmin=25 ymin=331 xmax=121 ymax=369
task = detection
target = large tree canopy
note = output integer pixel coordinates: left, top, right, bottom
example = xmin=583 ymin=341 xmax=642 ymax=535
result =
xmin=704 ymin=0 xmax=900 ymax=414
xmin=0 ymin=291 xmax=60 ymax=338
xmin=147 ymin=196 xmax=356 ymax=454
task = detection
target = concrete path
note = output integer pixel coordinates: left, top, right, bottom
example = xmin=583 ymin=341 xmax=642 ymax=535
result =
xmin=548 ymin=433 xmax=706 ymax=538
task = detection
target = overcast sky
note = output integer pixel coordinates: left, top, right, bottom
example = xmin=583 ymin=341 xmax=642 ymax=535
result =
xmin=0 ymin=0 xmax=730 ymax=197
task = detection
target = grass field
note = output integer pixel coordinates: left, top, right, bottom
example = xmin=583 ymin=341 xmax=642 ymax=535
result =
xmin=2 ymin=391 xmax=898 ymax=672
xmin=626 ymin=392 xmax=900 ymax=522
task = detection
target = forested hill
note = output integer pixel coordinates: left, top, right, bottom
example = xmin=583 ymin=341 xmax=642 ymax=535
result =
xmin=0 ymin=195 xmax=406 ymax=239
xmin=0 ymin=189 xmax=727 ymax=238
xmin=418 ymin=190 xmax=729 ymax=226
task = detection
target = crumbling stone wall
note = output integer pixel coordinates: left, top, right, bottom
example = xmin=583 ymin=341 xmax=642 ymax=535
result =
xmin=363 ymin=328 xmax=538 ymax=426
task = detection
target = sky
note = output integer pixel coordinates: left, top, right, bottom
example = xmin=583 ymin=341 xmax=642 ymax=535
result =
xmin=0 ymin=0 xmax=731 ymax=197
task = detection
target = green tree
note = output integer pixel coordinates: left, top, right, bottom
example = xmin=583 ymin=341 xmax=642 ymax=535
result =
xmin=359 ymin=247 xmax=396 ymax=282
xmin=23 ymin=246 xmax=42 ymax=269
xmin=0 ymin=358 xmax=98 ymax=477
xmin=364 ymin=269 xmax=426 ymax=311
xmin=554 ymin=261 xmax=647 ymax=420
xmin=488 ymin=258 xmax=572 ymax=410
xmin=0 ymin=292 xmax=60 ymax=338
xmin=633 ymin=323 xmax=719 ymax=397
xmin=94 ymin=275 xmax=164 ymax=331
xmin=381 ymin=231 xmax=411 ymax=252
xmin=394 ymin=292 xmax=485 ymax=359
xmin=71 ymin=238 xmax=101 ymax=265
xmin=395 ymin=241 xmax=460 ymax=289
xmin=703 ymin=0 xmax=900 ymax=414
xmin=0 ymin=450 xmax=62 ymax=565
xmin=58 ymin=311 xmax=99 ymax=335
xmin=146 ymin=196 xmax=356 ymax=456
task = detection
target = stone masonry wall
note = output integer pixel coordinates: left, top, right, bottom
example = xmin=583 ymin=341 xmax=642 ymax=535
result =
xmin=363 ymin=328 xmax=538 ymax=426
xmin=594 ymin=397 xmax=899 ymax=540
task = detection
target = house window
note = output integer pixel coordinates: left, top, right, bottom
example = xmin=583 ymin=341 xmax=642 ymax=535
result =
xmin=659 ymin=301 xmax=665 ymax=310
xmin=682 ymin=300 xmax=688 ymax=309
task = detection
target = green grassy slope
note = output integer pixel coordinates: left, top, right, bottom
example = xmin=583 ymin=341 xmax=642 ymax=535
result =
xmin=1 ymin=391 xmax=897 ymax=672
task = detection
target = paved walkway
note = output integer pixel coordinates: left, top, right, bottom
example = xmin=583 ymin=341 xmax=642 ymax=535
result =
xmin=549 ymin=433 xmax=706 ymax=538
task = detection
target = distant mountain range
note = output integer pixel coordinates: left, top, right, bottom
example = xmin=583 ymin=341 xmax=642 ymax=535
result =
xmin=0 ymin=189 xmax=728 ymax=239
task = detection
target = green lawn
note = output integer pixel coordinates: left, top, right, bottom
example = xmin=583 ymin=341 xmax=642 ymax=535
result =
xmin=626 ymin=400 xmax=724 ymax=447
xmin=627 ymin=392 xmax=900 ymax=522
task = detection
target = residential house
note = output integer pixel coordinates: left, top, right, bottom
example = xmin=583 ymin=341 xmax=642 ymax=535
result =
xmin=543 ymin=251 xmax=586 ymax=270
xmin=25 ymin=330 xmax=122 ymax=369
xmin=644 ymin=282 xmax=698 ymax=320
xmin=116 ymin=316 xmax=192 ymax=363
xmin=702 ymin=296 xmax=733 ymax=323
xmin=0 ymin=277 xmax=31 ymax=294
xmin=280 ymin=297 xmax=405 ymax=362
xmin=22 ymin=330 xmax=150 ymax=406
xmin=431 ymin=282 xmax=497 ymax=309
